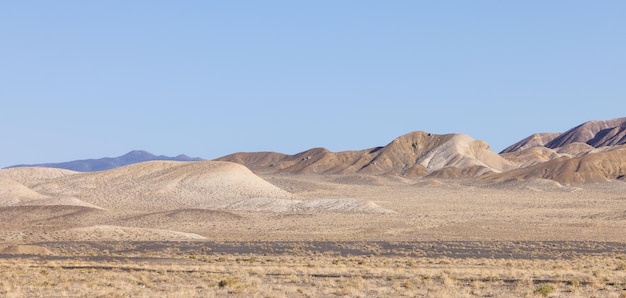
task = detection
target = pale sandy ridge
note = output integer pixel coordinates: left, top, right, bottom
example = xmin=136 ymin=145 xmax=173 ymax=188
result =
xmin=0 ymin=160 xmax=391 ymax=214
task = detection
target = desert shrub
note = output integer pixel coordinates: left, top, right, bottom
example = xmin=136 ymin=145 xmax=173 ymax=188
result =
xmin=218 ymin=277 xmax=239 ymax=288
xmin=534 ymin=284 xmax=555 ymax=296
xmin=568 ymin=278 xmax=582 ymax=287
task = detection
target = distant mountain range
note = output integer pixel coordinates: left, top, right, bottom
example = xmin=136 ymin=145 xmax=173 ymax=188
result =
xmin=6 ymin=150 xmax=204 ymax=172
xmin=5 ymin=117 xmax=626 ymax=184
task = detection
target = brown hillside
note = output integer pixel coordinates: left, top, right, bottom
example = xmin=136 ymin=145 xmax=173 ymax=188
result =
xmin=546 ymin=117 xmax=626 ymax=148
xmin=556 ymin=142 xmax=596 ymax=156
xmin=499 ymin=146 xmax=560 ymax=168
xmin=480 ymin=145 xmax=626 ymax=185
xmin=500 ymin=133 xmax=560 ymax=153
xmin=587 ymin=121 xmax=626 ymax=147
xmin=218 ymin=131 xmax=514 ymax=178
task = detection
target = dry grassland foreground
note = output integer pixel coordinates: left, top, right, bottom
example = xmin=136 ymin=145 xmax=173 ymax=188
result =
xmin=0 ymin=241 xmax=626 ymax=297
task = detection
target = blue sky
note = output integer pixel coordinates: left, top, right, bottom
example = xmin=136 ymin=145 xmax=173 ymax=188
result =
xmin=1 ymin=1 xmax=625 ymax=167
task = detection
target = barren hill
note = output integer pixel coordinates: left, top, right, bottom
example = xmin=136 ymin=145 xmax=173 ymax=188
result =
xmin=546 ymin=117 xmax=626 ymax=149
xmin=500 ymin=133 xmax=560 ymax=154
xmin=503 ymin=117 xmax=626 ymax=155
xmin=481 ymin=145 xmax=626 ymax=185
xmin=498 ymin=118 xmax=626 ymax=181
xmin=218 ymin=131 xmax=515 ymax=178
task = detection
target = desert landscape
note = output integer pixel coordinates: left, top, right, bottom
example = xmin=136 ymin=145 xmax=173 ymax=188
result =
xmin=2 ymin=117 xmax=626 ymax=297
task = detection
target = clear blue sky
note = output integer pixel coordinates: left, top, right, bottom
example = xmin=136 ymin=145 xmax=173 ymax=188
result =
xmin=1 ymin=1 xmax=625 ymax=167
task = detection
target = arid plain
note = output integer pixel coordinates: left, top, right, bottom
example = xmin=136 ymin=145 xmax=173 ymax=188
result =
xmin=2 ymin=118 xmax=626 ymax=297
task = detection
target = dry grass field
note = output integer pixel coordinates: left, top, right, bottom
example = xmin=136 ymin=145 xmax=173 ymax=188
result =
xmin=2 ymin=242 xmax=626 ymax=297
xmin=2 ymin=162 xmax=626 ymax=296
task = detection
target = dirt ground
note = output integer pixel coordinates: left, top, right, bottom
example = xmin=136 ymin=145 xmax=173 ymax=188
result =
xmin=2 ymin=173 xmax=626 ymax=296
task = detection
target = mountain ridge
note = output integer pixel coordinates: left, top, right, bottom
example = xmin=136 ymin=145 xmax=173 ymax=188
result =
xmin=6 ymin=150 xmax=204 ymax=172
xmin=5 ymin=117 xmax=626 ymax=185
xmin=218 ymin=131 xmax=515 ymax=178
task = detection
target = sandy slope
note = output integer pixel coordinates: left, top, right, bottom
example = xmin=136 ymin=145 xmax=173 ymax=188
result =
xmin=5 ymin=161 xmax=296 ymax=211
xmin=1 ymin=168 xmax=626 ymax=242
xmin=0 ymin=161 xmax=391 ymax=215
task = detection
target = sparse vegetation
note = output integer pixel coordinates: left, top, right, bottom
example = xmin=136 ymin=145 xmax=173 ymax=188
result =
xmin=1 ymin=247 xmax=626 ymax=297
xmin=534 ymin=284 xmax=555 ymax=296
xmin=218 ymin=276 xmax=239 ymax=288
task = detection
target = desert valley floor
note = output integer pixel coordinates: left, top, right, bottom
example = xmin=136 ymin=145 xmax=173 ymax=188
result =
xmin=2 ymin=161 xmax=626 ymax=297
